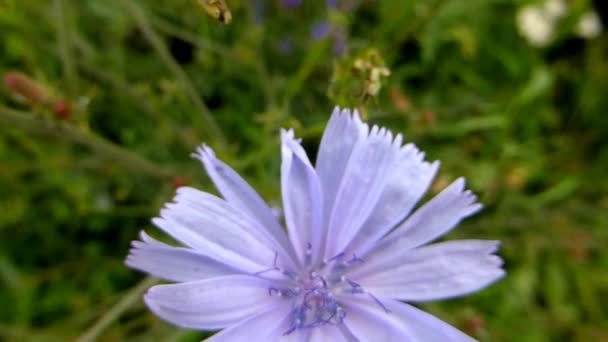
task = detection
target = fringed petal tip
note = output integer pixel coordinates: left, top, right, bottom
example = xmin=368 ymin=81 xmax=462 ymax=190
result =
xmin=333 ymin=106 xmax=446 ymax=152
xmin=280 ymin=128 xmax=295 ymax=140
xmin=191 ymin=143 xmax=214 ymax=162
xmin=481 ymin=240 xmax=502 ymax=255
xmin=125 ymin=231 xmax=161 ymax=261
xmin=332 ymin=105 xmax=360 ymax=121
xmin=329 ymin=105 xmax=366 ymax=131
xmin=442 ymin=177 xmax=484 ymax=214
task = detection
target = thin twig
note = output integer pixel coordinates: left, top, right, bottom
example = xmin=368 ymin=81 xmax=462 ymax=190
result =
xmin=152 ymin=16 xmax=277 ymax=108
xmin=75 ymin=276 xmax=158 ymax=342
xmin=123 ymin=0 xmax=227 ymax=149
xmin=77 ymin=62 xmax=164 ymax=120
xmin=54 ymin=0 xmax=79 ymax=98
xmin=0 ymin=106 xmax=175 ymax=180
xmin=151 ymin=16 xmax=234 ymax=58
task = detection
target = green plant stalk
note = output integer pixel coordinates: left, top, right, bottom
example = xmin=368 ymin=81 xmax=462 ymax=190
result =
xmin=76 ymin=61 xmax=164 ymax=120
xmin=75 ymin=276 xmax=158 ymax=342
xmin=0 ymin=106 xmax=175 ymax=180
xmin=151 ymin=16 xmax=234 ymax=59
xmin=123 ymin=0 xmax=227 ymax=150
xmin=152 ymin=16 xmax=277 ymax=109
xmin=54 ymin=0 xmax=79 ymax=98
xmin=282 ymin=40 xmax=329 ymax=105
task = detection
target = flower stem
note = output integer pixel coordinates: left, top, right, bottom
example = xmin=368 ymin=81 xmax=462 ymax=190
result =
xmin=123 ymin=0 xmax=227 ymax=150
xmin=75 ymin=276 xmax=158 ymax=342
xmin=54 ymin=0 xmax=79 ymax=98
xmin=0 ymin=106 xmax=175 ymax=180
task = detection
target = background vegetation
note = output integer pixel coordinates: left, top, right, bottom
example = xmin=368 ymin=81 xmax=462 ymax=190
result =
xmin=1 ymin=0 xmax=607 ymax=341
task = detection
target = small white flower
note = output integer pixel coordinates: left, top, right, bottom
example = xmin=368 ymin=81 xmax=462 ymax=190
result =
xmin=544 ymin=0 xmax=567 ymax=20
xmin=576 ymin=11 xmax=603 ymax=39
xmin=517 ymin=5 xmax=555 ymax=47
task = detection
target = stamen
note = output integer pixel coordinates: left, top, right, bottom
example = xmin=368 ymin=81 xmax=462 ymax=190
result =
xmin=268 ymin=244 xmax=380 ymax=335
xmin=345 ymin=253 xmax=364 ymax=265
xmin=305 ymin=242 xmax=313 ymax=265
xmin=283 ymin=320 xmax=297 ymax=336
xmin=337 ymin=321 xmax=360 ymax=342
xmin=253 ymin=251 xmax=280 ymax=276
xmin=327 ymin=252 xmax=346 ymax=263
xmin=342 ymin=277 xmax=390 ymax=313
xmin=318 ymin=251 xmax=346 ymax=271
xmin=309 ymin=272 xmax=328 ymax=288
xmin=268 ymin=287 xmax=299 ymax=298
xmin=366 ymin=291 xmax=390 ymax=313
xmin=343 ymin=277 xmax=362 ymax=292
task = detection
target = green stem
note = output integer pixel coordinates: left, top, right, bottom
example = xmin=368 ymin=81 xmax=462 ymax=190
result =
xmin=0 ymin=106 xmax=175 ymax=180
xmin=123 ymin=0 xmax=227 ymax=149
xmin=76 ymin=62 xmax=164 ymax=120
xmin=280 ymin=39 xmax=329 ymax=112
xmin=152 ymin=16 xmax=277 ymax=109
xmin=151 ymin=16 xmax=234 ymax=59
xmin=75 ymin=276 xmax=158 ymax=342
xmin=0 ymin=324 xmax=63 ymax=341
xmin=54 ymin=0 xmax=79 ymax=98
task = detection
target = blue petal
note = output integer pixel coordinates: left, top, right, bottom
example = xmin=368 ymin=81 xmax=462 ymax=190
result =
xmin=357 ymin=297 xmax=477 ymax=341
xmin=153 ymin=188 xmax=283 ymax=274
xmin=352 ymin=240 xmax=504 ymax=302
xmin=340 ymin=297 xmax=413 ymax=341
xmin=367 ymin=178 xmax=482 ymax=257
xmin=194 ymin=145 xmax=298 ymax=269
xmin=126 ymin=231 xmax=239 ymax=282
xmin=315 ymin=108 xmax=367 ymax=232
xmin=325 ymin=125 xmax=400 ymax=258
xmin=205 ymin=301 xmax=297 ymax=341
xmin=347 ymin=143 xmax=440 ymax=255
xmin=281 ymin=129 xmax=324 ymax=266
xmin=144 ymin=275 xmax=279 ymax=330
xmin=339 ymin=297 xmax=477 ymax=341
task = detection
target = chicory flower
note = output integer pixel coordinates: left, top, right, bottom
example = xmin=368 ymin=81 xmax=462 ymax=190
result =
xmin=126 ymin=107 xmax=504 ymax=341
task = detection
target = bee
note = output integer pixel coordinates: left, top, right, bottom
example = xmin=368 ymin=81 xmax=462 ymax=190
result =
xmin=197 ymin=0 xmax=232 ymax=24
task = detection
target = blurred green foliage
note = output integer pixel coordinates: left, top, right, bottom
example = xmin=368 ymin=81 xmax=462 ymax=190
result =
xmin=1 ymin=0 xmax=607 ymax=341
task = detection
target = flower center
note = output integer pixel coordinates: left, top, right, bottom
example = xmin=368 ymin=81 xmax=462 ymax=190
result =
xmin=280 ymin=271 xmax=345 ymax=334
xmin=260 ymin=249 xmax=384 ymax=335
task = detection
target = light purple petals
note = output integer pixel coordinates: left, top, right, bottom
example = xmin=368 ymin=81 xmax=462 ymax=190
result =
xmin=325 ymin=125 xmax=399 ymax=258
xmin=144 ymin=275 xmax=279 ymax=330
xmin=383 ymin=299 xmax=477 ymax=341
xmin=339 ymin=297 xmax=414 ymax=341
xmin=194 ymin=145 xmax=298 ymax=269
xmin=353 ymin=240 xmax=504 ymax=302
xmin=153 ymin=188 xmax=279 ymax=273
xmin=339 ymin=297 xmax=477 ymax=341
xmin=126 ymin=231 xmax=238 ymax=282
xmin=368 ymin=178 xmax=482 ymax=259
xmin=281 ymin=129 xmax=324 ymax=265
xmin=316 ymin=108 xmax=367 ymax=229
xmin=310 ymin=325 xmax=353 ymax=342
xmin=126 ymin=106 xmax=505 ymax=338
xmin=347 ymin=145 xmax=440 ymax=255
xmin=206 ymin=301 xmax=294 ymax=341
